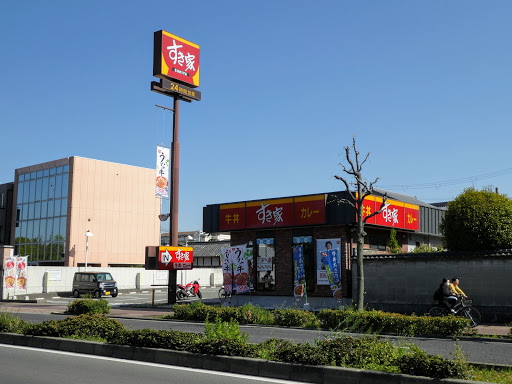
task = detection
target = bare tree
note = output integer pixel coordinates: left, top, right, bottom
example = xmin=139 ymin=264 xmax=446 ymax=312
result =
xmin=334 ymin=138 xmax=386 ymax=311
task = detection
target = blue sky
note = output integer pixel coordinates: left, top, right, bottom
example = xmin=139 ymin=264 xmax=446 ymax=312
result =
xmin=2 ymin=1 xmax=512 ymax=232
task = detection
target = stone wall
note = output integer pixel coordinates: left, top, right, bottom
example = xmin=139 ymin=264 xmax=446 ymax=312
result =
xmin=352 ymin=252 xmax=512 ymax=322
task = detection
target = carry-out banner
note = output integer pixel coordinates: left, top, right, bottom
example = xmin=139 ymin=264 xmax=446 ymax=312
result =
xmin=221 ymin=245 xmax=252 ymax=293
xmin=292 ymin=245 xmax=306 ymax=297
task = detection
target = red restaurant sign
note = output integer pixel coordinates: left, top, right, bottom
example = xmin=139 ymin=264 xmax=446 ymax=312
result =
xmin=153 ymin=30 xmax=200 ymax=87
xmin=158 ymin=246 xmax=194 ymax=270
xmin=360 ymin=195 xmax=420 ymax=231
xmin=219 ymin=195 xmax=326 ymax=231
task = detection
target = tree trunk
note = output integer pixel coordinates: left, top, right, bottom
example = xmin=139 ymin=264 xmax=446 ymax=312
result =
xmin=356 ymin=215 xmax=365 ymax=311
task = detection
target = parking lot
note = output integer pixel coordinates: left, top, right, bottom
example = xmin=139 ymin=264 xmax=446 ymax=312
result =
xmin=17 ymin=286 xmax=222 ymax=307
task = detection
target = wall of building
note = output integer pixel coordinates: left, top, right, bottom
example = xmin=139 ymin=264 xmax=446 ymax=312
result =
xmin=352 ymin=253 xmax=512 ymax=322
xmin=0 ymin=183 xmax=13 ymax=246
xmin=67 ymin=157 xmax=161 ymax=267
xmin=1 ymin=265 xmax=223 ymax=299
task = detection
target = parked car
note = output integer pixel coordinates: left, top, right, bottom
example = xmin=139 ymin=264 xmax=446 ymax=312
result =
xmin=72 ymin=272 xmax=118 ymax=298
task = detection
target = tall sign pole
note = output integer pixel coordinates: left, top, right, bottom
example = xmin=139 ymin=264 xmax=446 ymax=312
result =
xmin=151 ymin=30 xmax=201 ymax=304
xmin=170 ymin=96 xmax=180 ymax=248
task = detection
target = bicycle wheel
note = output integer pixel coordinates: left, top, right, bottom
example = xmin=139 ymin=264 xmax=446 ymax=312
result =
xmin=461 ymin=307 xmax=481 ymax=327
xmin=428 ymin=306 xmax=446 ymax=317
xmin=218 ymin=288 xmax=228 ymax=301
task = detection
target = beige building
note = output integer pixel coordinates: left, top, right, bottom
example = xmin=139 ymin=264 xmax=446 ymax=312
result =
xmin=11 ymin=157 xmax=160 ymax=267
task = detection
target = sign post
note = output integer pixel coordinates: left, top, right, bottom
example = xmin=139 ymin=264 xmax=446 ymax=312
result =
xmin=151 ymin=30 xmax=201 ymax=304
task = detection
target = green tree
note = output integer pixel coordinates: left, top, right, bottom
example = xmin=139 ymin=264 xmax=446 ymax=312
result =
xmin=387 ymin=228 xmax=401 ymax=253
xmin=334 ymin=138 xmax=386 ymax=311
xmin=440 ymin=187 xmax=512 ymax=251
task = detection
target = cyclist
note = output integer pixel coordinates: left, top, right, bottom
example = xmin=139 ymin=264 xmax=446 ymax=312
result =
xmin=435 ymin=277 xmax=458 ymax=314
xmin=450 ymin=277 xmax=468 ymax=299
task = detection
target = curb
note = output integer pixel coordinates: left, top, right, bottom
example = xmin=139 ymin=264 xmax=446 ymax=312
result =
xmin=0 ymin=333 xmax=485 ymax=384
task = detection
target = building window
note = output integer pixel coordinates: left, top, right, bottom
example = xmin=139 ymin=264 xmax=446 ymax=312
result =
xmin=368 ymin=233 xmax=387 ymax=251
xmin=256 ymin=238 xmax=275 ymax=291
xmin=15 ymin=164 xmax=69 ymax=263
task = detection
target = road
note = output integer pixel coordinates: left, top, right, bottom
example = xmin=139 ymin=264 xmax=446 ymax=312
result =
xmin=0 ymin=344 xmax=302 ymax=384
xmin=2 ymin=288 xmax=512 ymax=366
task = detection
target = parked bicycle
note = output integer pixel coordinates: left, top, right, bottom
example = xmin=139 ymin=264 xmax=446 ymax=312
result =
xmin=218 ymin=287 xmax=232 ymax=301
xmin=428 ymin=297 xmax=481 ymax=327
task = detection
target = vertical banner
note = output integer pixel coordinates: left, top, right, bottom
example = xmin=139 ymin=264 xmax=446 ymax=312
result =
xmin=4 ymin=257 xmax=16 ymax=288
xmin=292 ymin=246 xmax=306 ymax=297
xmin=220 ymin=244 xmax=251 ymax=293
xmin=16 ymin=257 xmax=27 ymax=290
xmin=316 ymin=239 xmax=342 ymax=299
xmin=4 ymin=256 xmax=27 ymax=290
xmin=156 ymin=145 xmax=170 ymax=198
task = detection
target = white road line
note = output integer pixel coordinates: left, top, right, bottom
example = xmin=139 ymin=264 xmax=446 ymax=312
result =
xmin=1 ymin=345 xmax=302 ymax=383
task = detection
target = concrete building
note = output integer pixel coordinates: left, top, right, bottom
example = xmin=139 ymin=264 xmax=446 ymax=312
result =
xmin=8 ymin=156 xmax=160 ymax=267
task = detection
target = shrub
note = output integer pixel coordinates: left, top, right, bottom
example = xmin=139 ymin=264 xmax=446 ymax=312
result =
xmin=0 ymin=311 xmax=29 ymax=333
xmin=172 ymin=302 xmax=275 ymax=325
xmin=317 ymin=336 xmax=398 ymax=368
xmin=317 ymin=308 xmax=470 ymax=336
xmin=396 ymin=350 xmax=467 ymax=379
xmin=272 ymin=309 xmax=319 ymax=328
xmin=270 ymin=340 xmax=329 ymax=366
xmin=172 ymin=301 xmax=220 ymax=321
xmin=111 ymin=329 xmax=203 ymax=350
xmin=25 ymin=314 xmax=124 ymax=341
xmin=67 ymin=298 xmax=110 ymax=315
xmin=189 ymin=338 xmax=256 ymax=357
xmin=204 ymin=317 xmax=248 ymax=343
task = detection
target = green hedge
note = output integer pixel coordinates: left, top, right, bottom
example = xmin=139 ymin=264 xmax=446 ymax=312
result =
xmin=24 ymin=314 xmax=124 ymax=341
xmin=171 ymin=302 xmax=472 ymax=337
xmin=66 ymin=298 xmax=111 ymax=315
xmin=317 ymin=308 xmax=471 ymax=337
xmin=0 ymin=312 xmax=469 ymax=379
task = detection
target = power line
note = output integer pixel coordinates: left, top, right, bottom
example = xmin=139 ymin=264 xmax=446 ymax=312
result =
xmin=380 ymin=168 xmax=512 ymax=191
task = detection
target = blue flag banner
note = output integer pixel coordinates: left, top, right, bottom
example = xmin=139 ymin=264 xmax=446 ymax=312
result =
xmin=292 ymin=246 xmax=306 ymax=297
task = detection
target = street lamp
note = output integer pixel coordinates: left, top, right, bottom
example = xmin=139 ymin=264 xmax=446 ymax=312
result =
xmin=158 ymin=213 xmax=170 ymax=221
xmin=85 ymin=231 xmax=94 ymax=271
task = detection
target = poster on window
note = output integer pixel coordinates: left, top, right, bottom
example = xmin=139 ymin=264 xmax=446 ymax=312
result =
xmin=221 ymin=245 xmax=252 ymax=293
xmin=293 ymin=246 xmax=306 ymax=297
xmin=316 ymin=239 xmax=341 ymax=289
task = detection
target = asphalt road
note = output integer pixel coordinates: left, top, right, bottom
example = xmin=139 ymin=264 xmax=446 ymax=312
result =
xmin=9 ymin=311 xmax=512 ymax=366
xmin=0 ymin=344 xmax=302 ymax=384
xmin=2 ymin=288 xmax=512 ymax=366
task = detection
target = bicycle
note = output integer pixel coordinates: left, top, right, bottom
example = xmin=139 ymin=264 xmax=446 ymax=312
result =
xmin=218 ymin=287 xmax=232 ymax=301
xmin=428 ymin=297 xmax=481 ymax=327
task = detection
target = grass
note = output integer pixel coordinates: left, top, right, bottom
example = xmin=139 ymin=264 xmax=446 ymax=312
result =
xmin=470 ymin=366 xmax=512 ymax=383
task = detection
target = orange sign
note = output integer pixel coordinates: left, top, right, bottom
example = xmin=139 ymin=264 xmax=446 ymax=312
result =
xmin=360 ymin=196 xmax=420 ymax=231
xmin=219 ymin=195 xmax=326 ymax=231
xmin=153 ymin=30 xmax=200 ymax=87
xmin=158 ymin=246 xmax=194 ymax=270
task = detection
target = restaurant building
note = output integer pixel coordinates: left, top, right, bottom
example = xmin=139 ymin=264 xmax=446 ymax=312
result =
xmin=203 ymin=189 xmax=445 ymax=300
